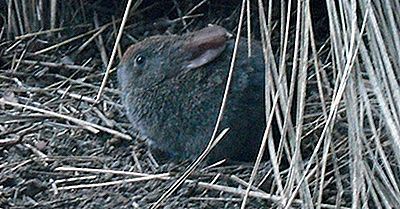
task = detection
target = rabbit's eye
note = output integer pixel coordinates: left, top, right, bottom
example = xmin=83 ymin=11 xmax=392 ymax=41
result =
xmin=135 ymin=54 xmax=146 ymax=66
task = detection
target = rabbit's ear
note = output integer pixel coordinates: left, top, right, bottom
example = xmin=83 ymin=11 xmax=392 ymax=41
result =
xmin=183 ymin=25 xmax=230 ymax=69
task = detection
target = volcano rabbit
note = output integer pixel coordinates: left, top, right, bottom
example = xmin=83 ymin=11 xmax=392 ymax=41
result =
xmin=117 ymin=25 xmax=269 ymax=162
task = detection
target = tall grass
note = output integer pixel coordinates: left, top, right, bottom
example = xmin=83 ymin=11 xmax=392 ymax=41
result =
xmin=249 ymin=0 xmax=400 ymax=208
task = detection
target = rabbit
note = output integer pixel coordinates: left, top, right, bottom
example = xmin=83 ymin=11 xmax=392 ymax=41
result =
xmin=117 ymin=25 xmax=269 ymax=162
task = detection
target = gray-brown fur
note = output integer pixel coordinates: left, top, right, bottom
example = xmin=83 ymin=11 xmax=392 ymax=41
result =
xmin=117 ymin=26 xmax=266 ymax=162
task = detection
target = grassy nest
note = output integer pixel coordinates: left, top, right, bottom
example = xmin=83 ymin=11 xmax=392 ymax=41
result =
xmin=1 ymin=0 xmax=399 ymax=208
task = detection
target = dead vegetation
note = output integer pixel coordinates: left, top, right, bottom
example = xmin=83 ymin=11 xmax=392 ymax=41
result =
xmin=0 ymin=0 xmax=399 ymax=208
